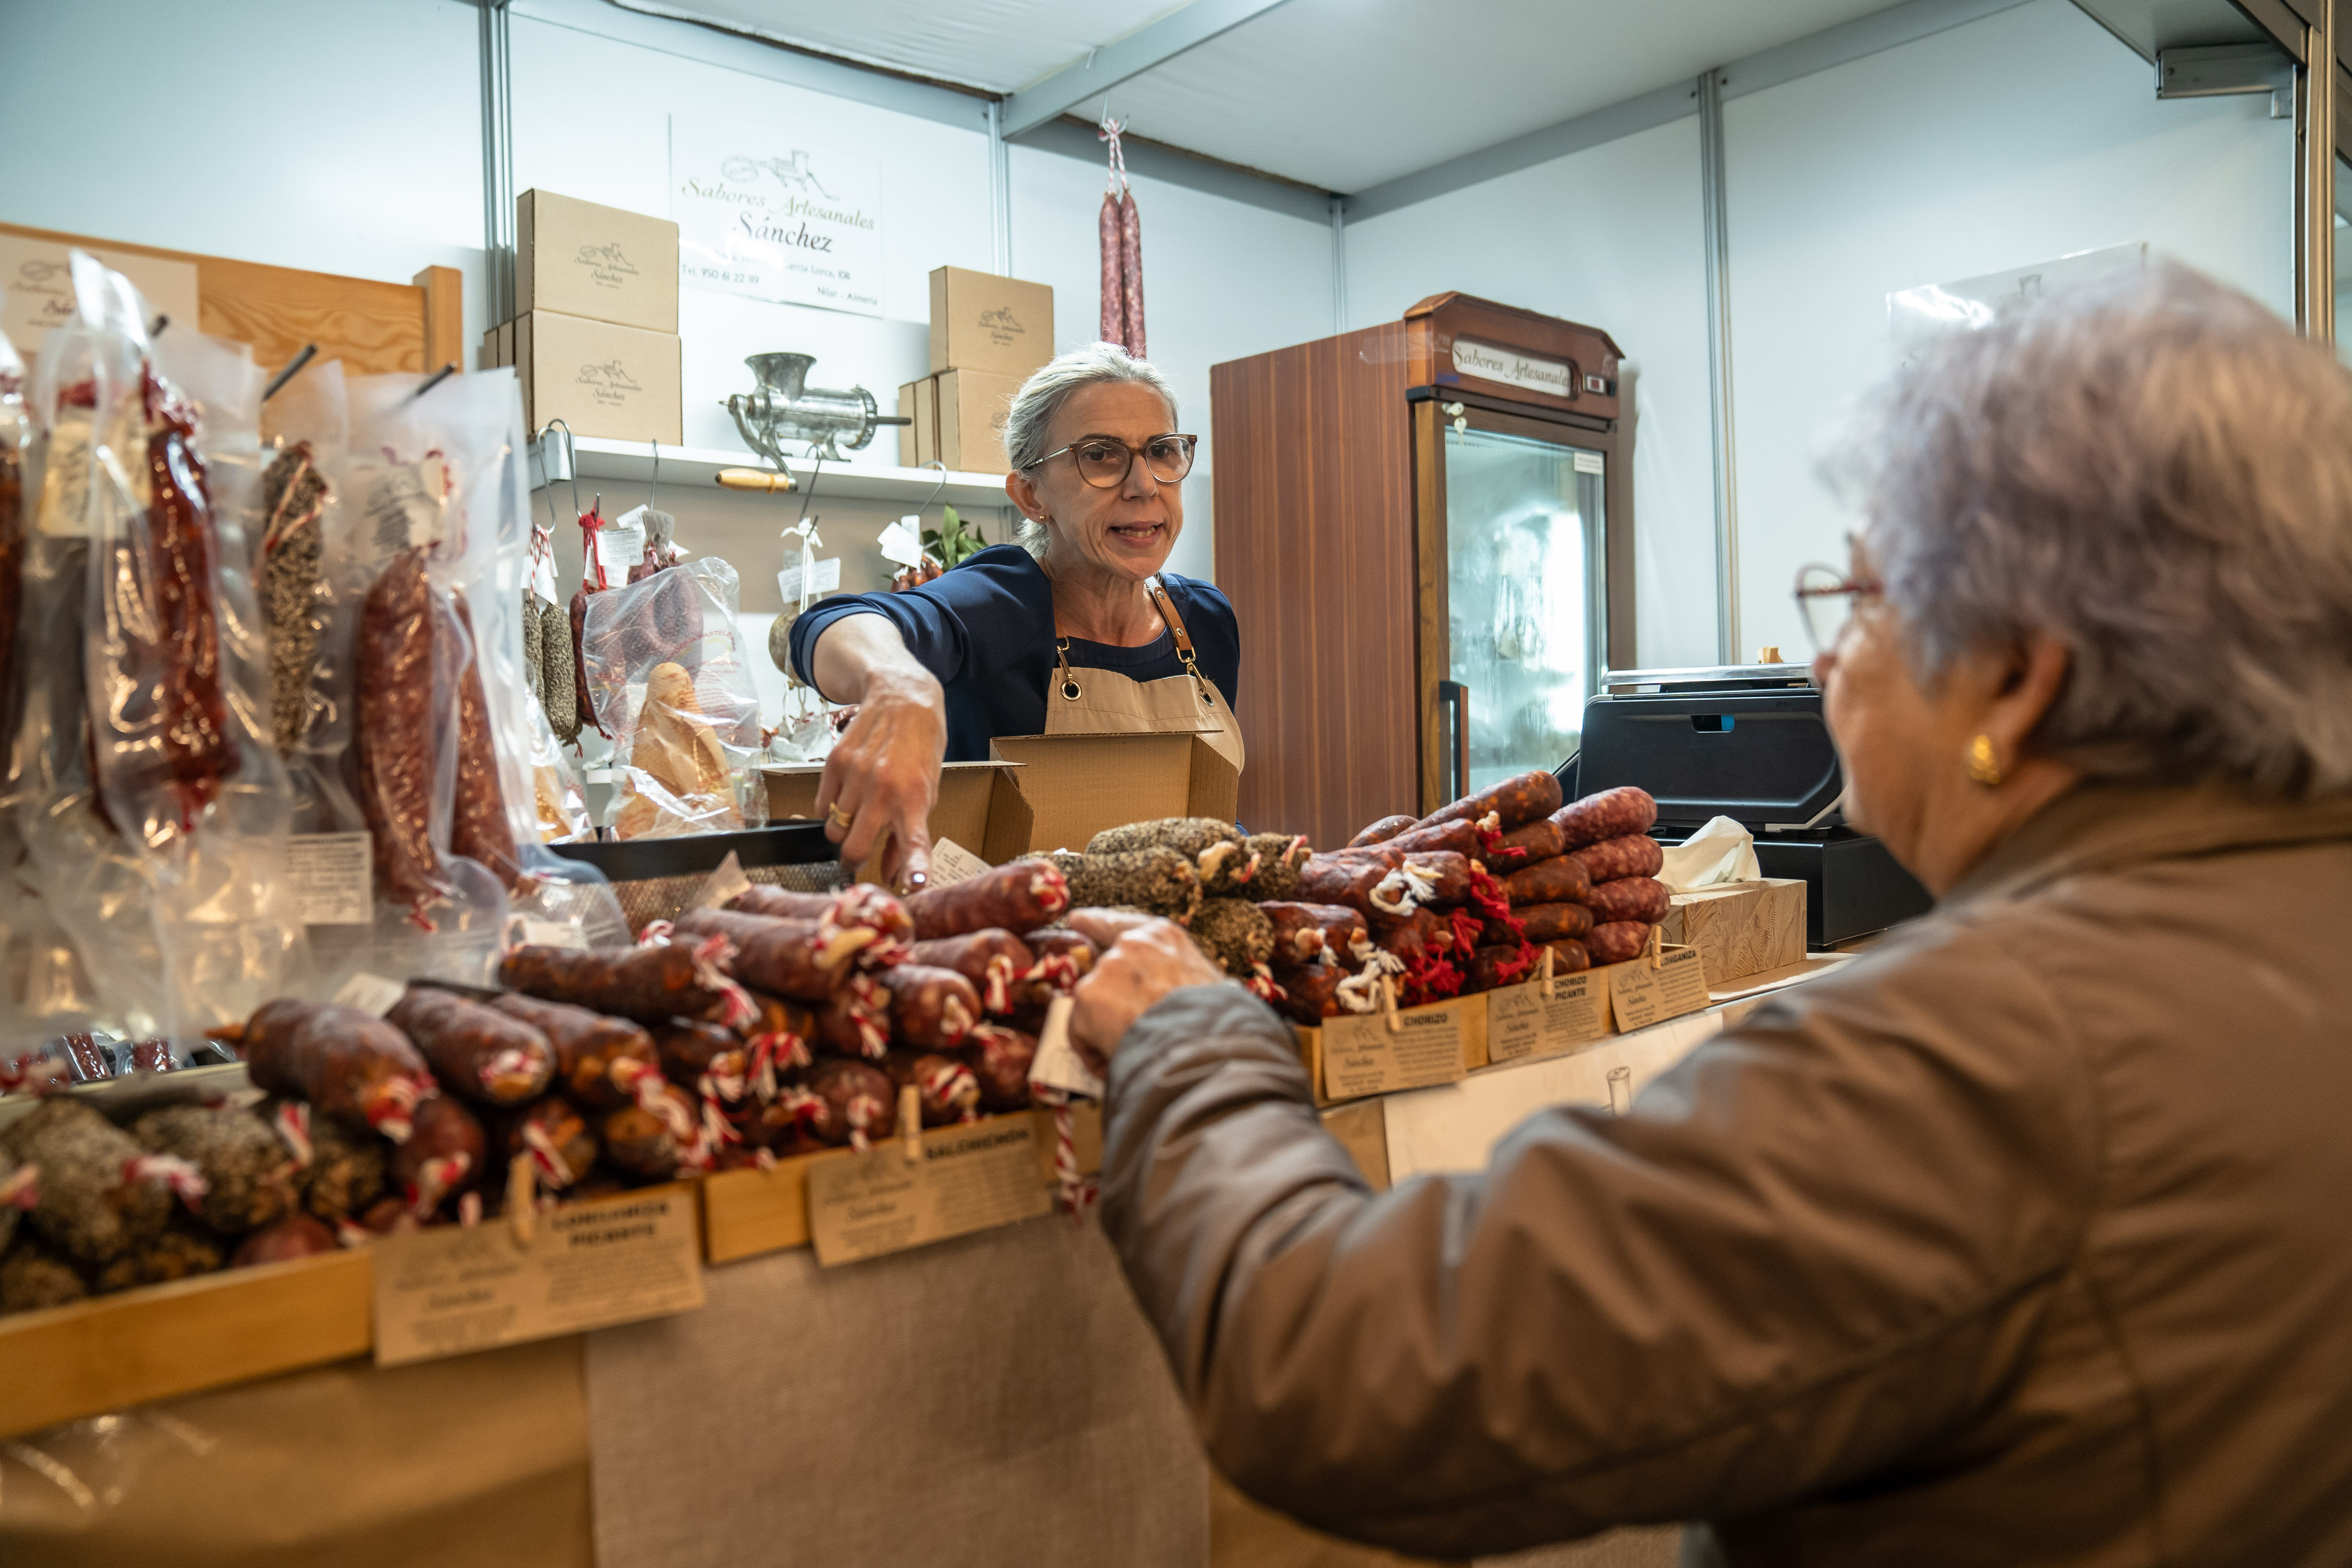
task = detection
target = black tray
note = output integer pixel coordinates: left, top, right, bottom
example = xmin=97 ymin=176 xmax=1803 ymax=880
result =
xmin=546 ymin=822 xmax=838 ymax=881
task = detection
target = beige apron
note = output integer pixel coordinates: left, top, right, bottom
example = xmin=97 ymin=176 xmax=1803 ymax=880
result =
xmin=1044 ymin=575 xmax=1246 ymax=773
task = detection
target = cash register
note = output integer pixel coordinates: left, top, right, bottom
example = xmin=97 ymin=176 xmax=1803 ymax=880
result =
xmin=1561 ymin=664 xmax=1931 ymax=948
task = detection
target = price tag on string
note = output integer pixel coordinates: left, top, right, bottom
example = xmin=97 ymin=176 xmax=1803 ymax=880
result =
xmin=333 ymin=972 xmax=408 ymax=1018
xmin=504 ymin=916 xmax=590 ymax=952
xmin=531 ymin=548 xmax=560 ymax=604
xmin=925 ymin=839 xmax=991 ymax=887
xmin=776 ymin=557 xmax=841 ymax=602
xmin=596 ymin=514 xmax=647 ymax=574
xmin=287 ymin=832 xmax=374 ymax=926
xmin=364 ymin=457 xmax=449 ymax=553
xmin=1028 ymin=995 xmax=1104 ymax=1101
xmin=877 ymin=515 xmax=926 ymax=568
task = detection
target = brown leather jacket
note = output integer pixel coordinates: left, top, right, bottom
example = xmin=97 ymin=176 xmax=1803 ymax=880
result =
xmin=1098 ymin=784 xmax=2352 ymax=1564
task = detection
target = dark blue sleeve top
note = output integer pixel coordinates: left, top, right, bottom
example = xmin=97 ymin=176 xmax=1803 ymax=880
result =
xmin=786 ymin=544 xmax=1241 ymax=763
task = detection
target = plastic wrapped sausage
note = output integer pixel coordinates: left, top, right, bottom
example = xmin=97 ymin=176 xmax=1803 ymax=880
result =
xmin=1586 ymin=920 xmax=1653 ymax=965
xmin=355 ymin=548 xmax=457 ymax=922
xmin=390 ymin=1094 xmax=485 ymax=1217
xmin=1551 ymin=787 xmax=1658 ymax=851
xmin=964 ymin=1025 xmax=1037 ymax=1113
xmin=242 ymin=999 xmax=433 ymax=1143
xmin=877 ymin=964 xmax=980 ymax=1049
xmin=672 ymin=907 xmax=880 ymax=1002
xmin=1586 ymin=875 xmax=1670 ymax=925
xmin=904 ymin=860 xmax=1070 ymax=939
xmin=1419 ymin=769 xmax=1563 ymax=834
xmin=1569 ymin=833 xmax=1666 ymax=884
xmin=1502 ymin=855 xmax=1594 ymax=907
xmin=389 ymin=988 xmax=554 ymax=1107
xmin=497 ymin=940 xmax=748 ymax=1029
xmin=487 ymin=992 xmax=660 ymax=1112
xmin=883 ymin=1050 xmax=981 ymax=1127
xmin=448 ymin=596 xmax=524 ymax=890
xmin=907 ymin=930 xmax=1034 ymax=1014
xmin=1347 ymin=814 xmax=1416 ymax=849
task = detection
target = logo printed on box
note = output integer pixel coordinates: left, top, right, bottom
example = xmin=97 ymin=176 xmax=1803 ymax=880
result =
xmin=978 ymin=305 xmax=1029 ymax=347
xmin=573 ymin=242 xmax=641 ymax=289
xmin=575 ymin=358 xmax=644 ymax=406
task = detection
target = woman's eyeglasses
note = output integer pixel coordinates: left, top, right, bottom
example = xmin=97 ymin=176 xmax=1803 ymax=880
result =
xmin=1025 ymin=433 xmax=1197 ymax=489
xmin=1794 ymin=563 xmax=1884 ymax=653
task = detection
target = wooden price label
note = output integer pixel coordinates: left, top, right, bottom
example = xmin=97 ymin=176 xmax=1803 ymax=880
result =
xmin=1485 ymin=970 xmax=1611 ymax=1063
xmin=373 ymin=1184 xmax=705 ymax=1367
xmin=806 ymin=1117 xmax=1051 ymax=1266
xmin=1608 ymin=947 xmax=1711 ymax=1033
xmin=1319 ymin=1000 xmax=1469 ymax=1101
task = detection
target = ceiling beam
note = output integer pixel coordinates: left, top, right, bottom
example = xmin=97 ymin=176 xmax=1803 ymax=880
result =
xmin=1001 ymin=0 xmax=1300 ymax=140
xmin=1346 ymin=0 xmax=2040 ymax=222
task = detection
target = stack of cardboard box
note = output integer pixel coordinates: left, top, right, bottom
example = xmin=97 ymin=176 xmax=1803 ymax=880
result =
xmin=483 ymin=190 xmax=683 ymax=444
xmin=898 ymin=267 xmax=1054 ymax=476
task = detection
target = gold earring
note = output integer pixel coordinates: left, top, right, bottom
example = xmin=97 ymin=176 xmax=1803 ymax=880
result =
xmin=1966 ymin=734 xmax=2003 ymax=788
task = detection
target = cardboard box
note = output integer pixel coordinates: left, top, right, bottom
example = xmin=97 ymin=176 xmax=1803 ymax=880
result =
xmin=1659 ymin=878 xmax=1806 ymax=985
xmin=937 ymin=367 xmax=1023 ymax=476
xmin=766 ymin=731 xmax=1238 ymax=873
xmin=478 ymin=318 xmax=515 ymax=371
xmin=516 ymin=188 xmax=679 ymax=333
xmin=514 ymin=309 xmax=681 ymax=444
xmin=1 ymin=235 xmax=199 ymax=361
xmin=897 ymin=377 xmax=937 ymax=468
xmin=928 ymin=266 xmax=1053 ymax=380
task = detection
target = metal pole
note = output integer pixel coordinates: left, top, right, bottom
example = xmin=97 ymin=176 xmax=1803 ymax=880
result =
xmin=479 ymin=0 xmax=516 ymax=326
xmin=987 ymin=100 xmax=1013 ymax=275
xmin=2297 ymin=2 xmax=2337 ymax=342
xmin=1698 ymin=66 xmax=1742 ymax=664
xmin=1329 ymin=193 xmax=1348 ymax=336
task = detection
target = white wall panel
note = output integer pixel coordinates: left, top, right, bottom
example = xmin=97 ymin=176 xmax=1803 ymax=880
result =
xmin=1342 ymin=118 xmax=1719 ymax=671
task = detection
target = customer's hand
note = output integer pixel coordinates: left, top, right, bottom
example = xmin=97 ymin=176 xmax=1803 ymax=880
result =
xmin=813 ymin=665 xmax=946 ymax=891
xmin=1070 ymin=919 xmax=1226 ymax=1074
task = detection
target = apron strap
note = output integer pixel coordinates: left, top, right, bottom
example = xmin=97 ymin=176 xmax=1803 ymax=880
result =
xmin=1145 ymin=577 xmax=1205 ymax=686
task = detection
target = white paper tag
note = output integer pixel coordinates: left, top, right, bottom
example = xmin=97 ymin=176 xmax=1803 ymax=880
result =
xmin=776 ymin=557 xmax=841 ymax=603
xmin=508 ymin=917 xmax=589 ymax=952
xmin=1028 ymin=995 xmax=1104 ymax=1101
xmin=36 ymin=418 xmax=93 ymax=538
xmin=596 ymin=518 xmax=647 ymax=573
xmin=365 ymin=457 xmax=449 ymax=554
xmin=926 ymin=838 xmax=991 ymax=887
xmin=877 ymin=515 xmax=926 ymax=568
xmin=333 ymin=972 xmax=408 ymax=1018
xmin=530 ymin=550 xmax=560 ymax=604
xmin=287 ymin=832 xmax=374 ymax=926
xmin=692 ymin=850 xmax=752 ymax=910
xmin=1573 ymin=450 xmax=1605 ymax=475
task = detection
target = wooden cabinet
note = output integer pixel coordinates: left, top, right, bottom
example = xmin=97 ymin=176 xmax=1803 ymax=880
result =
xmin=1214 ymin=295 xmax=1632 ymax=847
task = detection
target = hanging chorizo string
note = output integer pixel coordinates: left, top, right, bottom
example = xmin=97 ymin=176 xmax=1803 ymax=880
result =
xmin=1098 ymin=111 xmax=1146 ymax=355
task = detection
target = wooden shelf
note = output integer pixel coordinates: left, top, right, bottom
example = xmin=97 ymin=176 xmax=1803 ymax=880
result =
xmin=529 ymin=434 xmax=1016 ymax=510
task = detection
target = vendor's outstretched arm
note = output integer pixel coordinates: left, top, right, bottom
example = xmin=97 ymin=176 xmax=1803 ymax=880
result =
xmin=809 ymin=613 xmax=946 ymax=888
xmin=1092 ymin=940 xmax=2095 ymax=1560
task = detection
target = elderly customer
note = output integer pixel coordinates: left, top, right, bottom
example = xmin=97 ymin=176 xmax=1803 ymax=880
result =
xmin=789 ymin=343 xmax=1238 ymax=890
xmin=1067 ymin=262 xmax=2352 ymax=1565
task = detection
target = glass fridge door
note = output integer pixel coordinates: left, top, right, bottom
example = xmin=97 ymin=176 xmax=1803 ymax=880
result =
xmin=1444 ymin=424 xmax=1607 ymax=797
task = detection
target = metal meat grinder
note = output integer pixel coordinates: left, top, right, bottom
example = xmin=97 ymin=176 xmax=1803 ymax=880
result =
xmin=723 ymin=352 xmax=909 ymax=464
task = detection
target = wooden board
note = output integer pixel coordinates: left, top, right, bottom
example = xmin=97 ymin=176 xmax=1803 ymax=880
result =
xmin=0 ymin=1248 xmax=372 ymax=1439
xmin=0 ymin=220 xmax=456 ymax=378
xmin=699 ymin=1104 xmax=1102 ymax=1265
xmin=1213 ymin=321 xmax=1418 ymax=848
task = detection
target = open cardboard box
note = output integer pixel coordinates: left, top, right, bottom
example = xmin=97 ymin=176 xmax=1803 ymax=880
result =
xmin=763 ymin=730 xmax=1238 ymax=874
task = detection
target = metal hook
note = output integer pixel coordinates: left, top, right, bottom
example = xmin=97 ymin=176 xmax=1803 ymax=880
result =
xmin=541 ymin=418 xmax=580 ymax=518
xmin=918 ymin=460 xmax=947 ymax=518
xmin=794 ymin=455 xmax=824 ymax=531
xmin=407 ymin=362 xmax=458 ymax=403
xmin=648 ymin=440 xmax=661 ymax=512
xmin=261 ymin=344 xmax=318 ymax=403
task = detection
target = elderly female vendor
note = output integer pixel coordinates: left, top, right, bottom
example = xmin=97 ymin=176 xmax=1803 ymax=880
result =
xmin=1069 ymin=264 xmax=2352 ymax=1565
xmin=789 ymin=344 xmax=1238 ymax=887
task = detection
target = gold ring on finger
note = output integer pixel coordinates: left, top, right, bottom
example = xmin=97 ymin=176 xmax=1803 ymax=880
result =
xmin=827 ymin=803 xmax=854 ymax=828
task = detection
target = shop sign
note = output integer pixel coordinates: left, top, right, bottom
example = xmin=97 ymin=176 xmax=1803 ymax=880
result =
xmin=1450 ymin=338 xmax=1573 ymax=397
xmin=670 ymin=114 xmax=883 ymax=318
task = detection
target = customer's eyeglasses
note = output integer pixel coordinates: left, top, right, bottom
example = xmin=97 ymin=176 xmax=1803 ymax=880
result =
xmin=1025 ymin=433 xmax=1197 ymax=489
xmin=1794 ymin=563 xmax=1884 ymax=653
